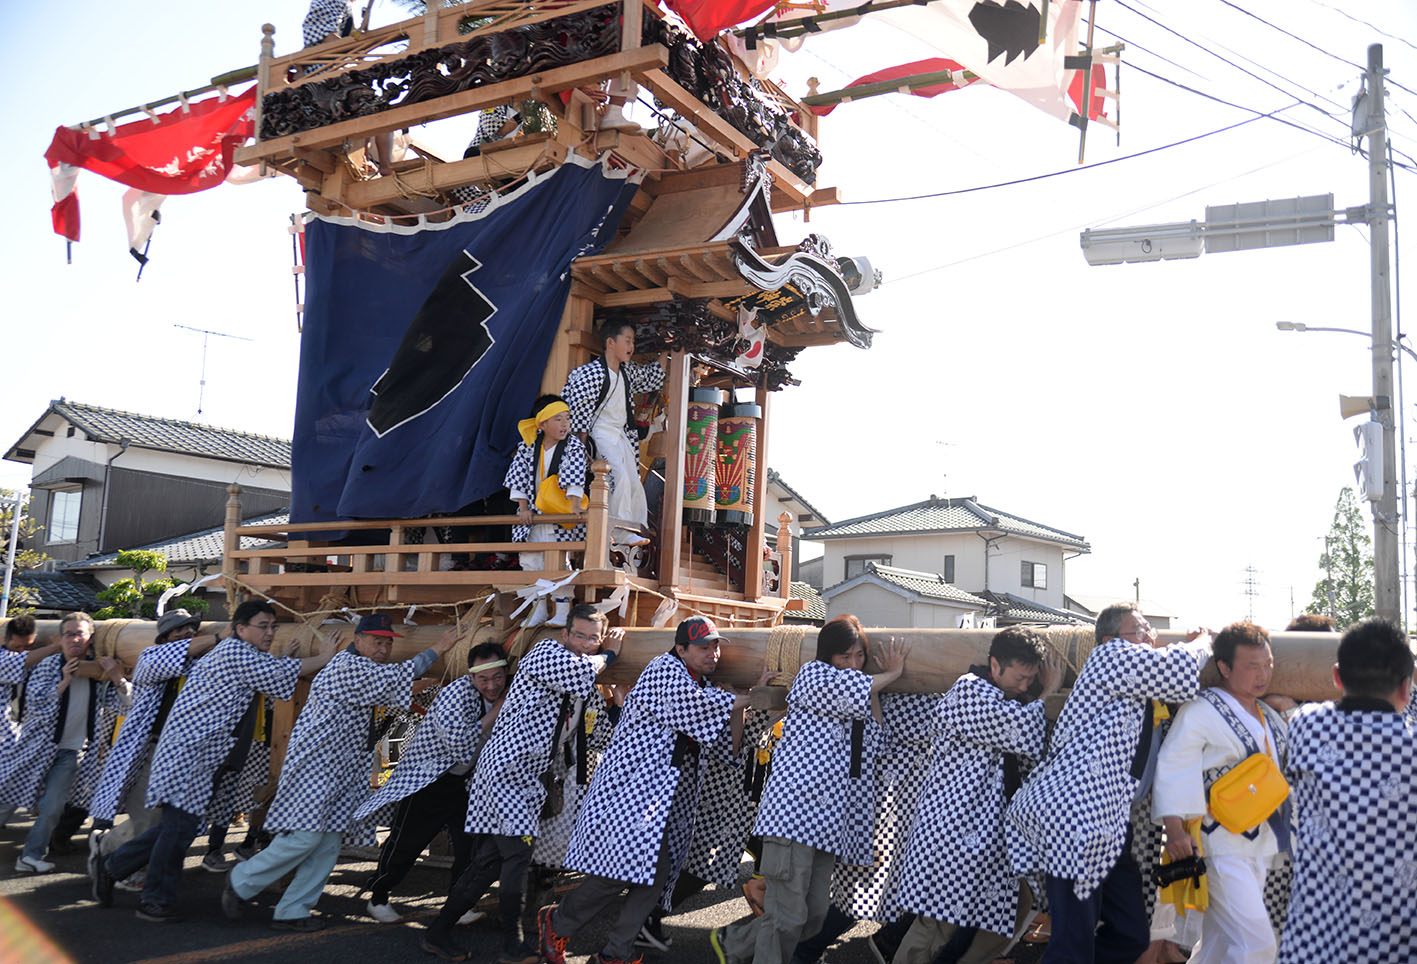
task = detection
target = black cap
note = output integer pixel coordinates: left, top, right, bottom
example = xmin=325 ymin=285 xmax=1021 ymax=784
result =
xmin=675 ymin=615 xmax=726 ymax=646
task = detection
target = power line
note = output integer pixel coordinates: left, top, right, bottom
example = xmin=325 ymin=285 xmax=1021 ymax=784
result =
xmin=1298 ymin=0 xmax=1417 ymax=55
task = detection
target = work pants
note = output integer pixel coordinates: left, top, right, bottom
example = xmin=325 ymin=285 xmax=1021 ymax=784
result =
xmin=430 ymin=833 xmax=534 ymax=944
xmin=101 ymin=752 xmax=161 ymax=856
xmin=1042 ymin=850 xmax=1150 ymax=964
xmin=719 ymin=836 xmax=836 ymax=964
xmin=554 ymin=838 xmax=676 ymax=960
xmin=22 ymin=748 xmax=79 ymax=861
xmin=107 ymin=804 xmax=203 ymax=911
xmin=229 ymin=829 xmax=342 ymax=921
xmin=894 ymin=882 xmax=1034 ymax=964
xmin=1192 ymin=854 xmax=1277 ymax=964
xmin=366 ymin=773 xmax=473 ymax=902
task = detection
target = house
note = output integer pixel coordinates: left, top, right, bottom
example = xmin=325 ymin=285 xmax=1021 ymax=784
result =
xmin=806 ymin=495 xmax=1092 ymax=628
xmin=4 ymin=400 xmax=291 ymax=565
xmin=762 ymin=469 xmax=830 ymax=582
xmin=1066 ymin=593 xmax=1176 ymax=631
xmin=9 ymin=570 xmax=104 ymax=619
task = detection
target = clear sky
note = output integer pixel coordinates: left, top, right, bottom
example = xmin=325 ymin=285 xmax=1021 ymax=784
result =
xmin=3 ymin=1 xmax=1416 ymax=630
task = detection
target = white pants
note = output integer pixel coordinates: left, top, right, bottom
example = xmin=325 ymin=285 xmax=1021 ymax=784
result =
xmin=590 ymin=426 xmax=646 ymax=529
xmin=519 ymin=522 xmax=558 ymax=572
xmin=1191 ymin=854 xmax=1277 ymax=964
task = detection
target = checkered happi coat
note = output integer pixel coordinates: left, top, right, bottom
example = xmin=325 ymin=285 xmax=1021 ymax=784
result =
xmin=0 ymin=650 xmax=27 ymax=743
xmin=562 ymin=358 xmax=665 ymax=445
xmin=356 ymin=676 xmax=490 ymax=820
xmin=146 ymin=638 xmax=300 ymax=815
xmin=534 ymin=688 xmax=613 ymax=868
xmin=753 ymin=660 xmax=881 ymax=865
xmin=682 ymin=709 xmax=775 ymax=888
xmin=831 ymin=693 xmax=939 ymax=922
xmin=565 ymin=652 xmax=738 ymax=900
xmin=1006 ymin=636 xmax=1210 ymax=900
xmin=895 ymin=676 xmax=1047 ymax=935
xmin=504 ymin=436 xmax=589 ymax=543
xmin=266 ymin=647 xmax=420 ymax=833
xmin=89 ymin=639 xmax=197 ymax=822
xmin=0 ymin=654 xmax=128 ymax=809
xmin=1277 ymin=700 xmax=1417 ymax=964
xmin=464 ymin=638 xmax=600 ymax=837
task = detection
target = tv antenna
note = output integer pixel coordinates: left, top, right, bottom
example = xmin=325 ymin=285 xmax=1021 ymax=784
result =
xmin=172 ymin=324 xmax=254 ymax=417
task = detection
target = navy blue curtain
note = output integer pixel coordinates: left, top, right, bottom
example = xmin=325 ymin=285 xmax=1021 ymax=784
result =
xmin=291 ymin=160 xmax=638 ymax=523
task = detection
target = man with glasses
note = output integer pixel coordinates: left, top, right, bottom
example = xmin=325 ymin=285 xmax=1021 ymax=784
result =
xmin=1006 ymin=603 xmax=1212 ymax=963
xmin=420 ymin=603 xmax=622 ymax=962
xmin=0 ymin=611 xmax=131 ymax=873
xmin=97 ymin=600 xmax=340 ymax=922
xmin=87 ymin=609 xmax=220 ymax=885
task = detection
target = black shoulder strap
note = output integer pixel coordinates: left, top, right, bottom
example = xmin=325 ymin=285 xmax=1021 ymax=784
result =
xmin=546 ymin=693 xmax=572 ymax=766
xmin=532 ymin=433 xmax=545 ymax=489
xmin=548 ymin=438 xmax=566 ymax=480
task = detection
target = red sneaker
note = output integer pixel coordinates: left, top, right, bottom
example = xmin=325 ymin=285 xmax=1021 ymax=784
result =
xmin=537 ymin=904 xmax=568 ymax=964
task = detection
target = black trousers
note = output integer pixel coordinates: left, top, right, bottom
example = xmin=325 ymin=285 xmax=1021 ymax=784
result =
xmin=431 ymin=833 xmax=534 ymax=945
xmin=366 ymin=773 xmax=473 ymax=903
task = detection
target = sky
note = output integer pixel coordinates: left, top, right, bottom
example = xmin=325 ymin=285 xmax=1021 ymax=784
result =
xmin=3 ymin=0 xmax=1417 ymax=630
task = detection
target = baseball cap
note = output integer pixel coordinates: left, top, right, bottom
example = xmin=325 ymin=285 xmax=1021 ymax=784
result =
xmin=156 ymin=609 xmax=200 ymax=637
xmin=675 ymin=615 xmax=727 ymax=646
xmin=355 ymin=613 xmax=403 ymax=638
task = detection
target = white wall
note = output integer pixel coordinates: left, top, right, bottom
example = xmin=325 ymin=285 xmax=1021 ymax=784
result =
xmin=824 ymin=582 xmax=910 ymax=627
xmin=28 ymin=430 xmax=291 ymax=493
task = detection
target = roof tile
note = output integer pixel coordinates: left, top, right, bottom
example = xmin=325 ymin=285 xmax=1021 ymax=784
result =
xmin=50 ymin=400 xmax=290 ymax=469
xmin=805 ymin=496 xmax=1088 ymax=550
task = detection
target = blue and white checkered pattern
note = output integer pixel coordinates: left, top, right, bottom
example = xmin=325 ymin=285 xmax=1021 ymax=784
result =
xmin=533 ymin=688 xmax=612 ymax=868
xmin=0 ymin=653 xmax=126 ymax=809
xmin=208 ymin=741 xmax=270 ymax=824
xmin=505 ymin=437 xmax=589 ymax=544
xmin=356 ymin=676 xmax=490 ymax=820
xmin=895 ymin=677 xmax=1047 ymax=934
xmin=753 ymin=660 xmax=880 ymax=865
xmin=0 ymin=650 xmax=27 ymax=744
xmin=565 ymin=653 xmax=737 ymax=904
xmin=465 ymin=638 xmax=600 ymax=837
xmin=563 ymin=358 xmax=665 ymax=445
xmin=682 ymin=709 xmax=775 ymax=888
xmin=1006 ymin=636 xmax=1210 ymax=900
xmin=69 ymin=697 xmax=123 ymax=810
xmin=146 ymin=638 xmax=300 ymax=815
xmin=89 ymin=639 xmax=196 ymax=822
xmin=830 ymin=692 xmax=938 ymax=922
xmin=1277 ymin=701 xmax=1417 ymax=963
xmin=1405 ymin=682 xmax=1416 ymax=730
xmin=302 ymin=0 xmax=352 ymax=46
xmin=265 ymin=647 xmax=419 ymax=833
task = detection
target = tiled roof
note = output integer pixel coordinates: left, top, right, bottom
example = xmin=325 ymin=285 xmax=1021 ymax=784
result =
xmin=805 ymin=495 xmax=1089 ymax=550
xmin=67 ymin=510 xmax=289 ymax=569
xmin=787 ymin=581 xmax=827 ymax=623
xmin=10 ymin=571 xmax=104 ymax=613
xmin=7 ymin=400 xmax=291 ymax=469
xmin=766 ymin=469 xmax=830 ymax=528
xmin=978 ymin=590 xmax=1094 ymax=626
xmin=822 ymin=562 xmax=988 ymax=608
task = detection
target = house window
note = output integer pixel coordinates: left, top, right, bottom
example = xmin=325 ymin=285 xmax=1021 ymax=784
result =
xmin=1021 ymin=561 xmax=1047 ymax=590
xmin=47 ymin=489 xmax=81 ymax=543
xmin=943 ymin=555 xmax=956 ymax=583
xmin=845 ymin=554 xmax=891 ymax=580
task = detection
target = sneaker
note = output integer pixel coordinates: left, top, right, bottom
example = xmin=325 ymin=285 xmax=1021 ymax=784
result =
xmin=498 ymin=942 xmax=540 ymax=964
xmin=868 ymin=931 xmax=890 ymax=964
xmin=92 ymin=853 xmax=115 ymax=907
xmin=455 ymin=908 xmax=485 ymax=925
xmin=220 ymin=875 xmax=247 ymax=921
xmin=233 ymin=838 xmax=257 ymax=862
xmin=420 ymin=930 xmax=470 ymax=961
xmin=136 ymin=903 xmax=182 ymax=923
xmin=708 ymin=926 xmax=728 ymax=964
xmin=271 ymin=916 xmax=326 ymax=932
xmin=597 ymin=955 xmax=643 ymax=964
xmin=201 ymin=851 xmax=230 ymax=874
xmin=367 ymin=898 xmax=402 ymax=923
xmin=635 ymin=917 xmax=673 ymax=952
xmin=537 ymin=904 xmax=568 ymax=964
xmin=15 ymin=855 xmax=55 ymax=874
xmin=116 ymin=871 xmax=145 ymax=892
xmin=87 ymin=830 xmax=104 ymax=881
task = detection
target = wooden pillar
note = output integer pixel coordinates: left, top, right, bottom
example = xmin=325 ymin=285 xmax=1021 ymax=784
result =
xmin=658 ymin=352 xmax=690 ymax=593
xmin=255 ymin=25 xmax=274 ymax=144
xmin=777 ymin=511 xmax=793 ymax=599
xmin=585 ymin=458 xmax=613 ymax=566
xmin=540 ymin=295 xmax=592 ymax=396
xmin=222 ymin=485 xmax=243 ymax=607
xmin=744 ymin=384 xmax=770 ymax=601
xmin=264 ymin=679 xmax=308 ymax=803
xmin=423 ymin=0 xmax=441 ymax=50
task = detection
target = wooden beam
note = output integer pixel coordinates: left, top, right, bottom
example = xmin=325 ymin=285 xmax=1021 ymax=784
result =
xmin=588 ymin=264 xmax=630 ymax=292
xmin=669 ymin=278 xmax=752 ymax=299
xmin=238 ymin=46 xmax=670 ymax=165
xmin=599 ymin=287 xmax=673 ymax=307
xmin=344 ymin=139 xmax=567 ymax=208
xmin=744 ymin=384 xmax=770 ymax=602
xmin=658 ymin=353 xmax=689 ymax=594
xmin=771 ymin=185 xmax=841 ymax=213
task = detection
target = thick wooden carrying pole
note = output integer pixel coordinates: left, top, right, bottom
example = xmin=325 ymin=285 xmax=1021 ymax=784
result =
xmin=222 ymin=484 xmax=243 ymax=605
xmin=2 ymin=620 xmax=1365 ymax=703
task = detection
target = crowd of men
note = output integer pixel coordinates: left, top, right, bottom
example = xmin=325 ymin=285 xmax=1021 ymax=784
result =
xmin=0 ymin=601 xmax=1413 ymax=964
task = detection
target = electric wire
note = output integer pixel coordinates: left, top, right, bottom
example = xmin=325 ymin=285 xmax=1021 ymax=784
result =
xmin=1298 ymin=0 xmax=1417 ymax=55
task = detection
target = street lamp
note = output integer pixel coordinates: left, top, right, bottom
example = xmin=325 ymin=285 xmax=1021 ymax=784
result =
xmin=1276 ymin=321 xmax=1417 ymax=363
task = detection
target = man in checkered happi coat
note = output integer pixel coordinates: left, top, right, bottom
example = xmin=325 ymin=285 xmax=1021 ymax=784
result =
xmin=1005 ymin=603 xmax=1210 ymax=963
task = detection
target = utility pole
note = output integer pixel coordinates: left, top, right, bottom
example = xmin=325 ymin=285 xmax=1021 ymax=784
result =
xmin=1242 ymin=565 xmax=1260 ymax=622
xmin=0 ymin=495 xmax=22 ymax=619
xmin=1365 ymin=44 xmax=1399 ymax=625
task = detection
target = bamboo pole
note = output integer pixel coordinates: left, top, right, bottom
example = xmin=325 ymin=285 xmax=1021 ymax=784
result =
xmin=0 ymin=619 xmax=1361 ymax=704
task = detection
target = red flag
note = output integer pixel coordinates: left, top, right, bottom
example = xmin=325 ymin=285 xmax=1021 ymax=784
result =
xmin=665 ymin=0 xmax=779 ymax=41
xmin=810 ymin=58 xmax=982 ymax=116
xmin=1068 ymin=63 xmax=1108 ymax=121
xmin=44 ymin=87 xmax=256 ymax=239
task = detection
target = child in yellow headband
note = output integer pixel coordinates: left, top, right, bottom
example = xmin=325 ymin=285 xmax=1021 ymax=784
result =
xmin=503 ymin=393 xmax=589 ymax=574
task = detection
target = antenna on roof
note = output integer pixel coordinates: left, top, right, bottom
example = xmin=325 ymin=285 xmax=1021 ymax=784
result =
xmin=172 ymin=324 xmax=254 ymax=419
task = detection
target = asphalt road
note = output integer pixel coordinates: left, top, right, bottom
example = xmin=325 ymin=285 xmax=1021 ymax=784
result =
xmin=0 ymin=815 xmax=909 ymax=964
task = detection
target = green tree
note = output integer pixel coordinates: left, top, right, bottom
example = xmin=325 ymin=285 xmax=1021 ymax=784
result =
xmin=1 ymin=490 xmax=51 ymax=616
xmin=1307 ymin=486 xmax=1375 ymax=626
xmin=94 ymin=549 xmax=210 ymax=621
